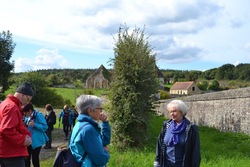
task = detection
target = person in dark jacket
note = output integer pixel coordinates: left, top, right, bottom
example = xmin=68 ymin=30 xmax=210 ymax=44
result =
xmin=71 ymin=105 xmax=78 ymax=128
xmin=58 ymin=104 xmax=74 ymax=140
xmin=44 ymin=104 xmax=56 ymax=149
xmin=154 ymin=100 xmax=201 ymax=167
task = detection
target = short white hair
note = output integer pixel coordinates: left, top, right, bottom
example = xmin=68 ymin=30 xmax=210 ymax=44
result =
xmin=167 ymin=100 xmax=188 ymax=116
xmin=76 ymin=95 xmax=102 ymax=115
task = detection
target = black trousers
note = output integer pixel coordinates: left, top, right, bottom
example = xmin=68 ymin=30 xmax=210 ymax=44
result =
xmin=0 ymin=157 xmax=25 ymax=167
xmin=45 ymin=130 xmax=52 ymax=147
xmin=25 ymin=145 xmax=42 ymax=167
xmin=63 ymin=124 xmax=70 ymax=139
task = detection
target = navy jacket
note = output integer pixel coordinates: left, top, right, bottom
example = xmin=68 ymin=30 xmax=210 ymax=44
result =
xmin=154 ymin=118 xmax=201 ymax=167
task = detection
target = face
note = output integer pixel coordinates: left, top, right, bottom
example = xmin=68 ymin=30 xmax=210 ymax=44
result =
xmin=168 ymin=107 xmax=184 ymax=124
xmin=22 ymin=94 xmax=32 ymax=105
xmin=64 ymin=106 xmax=69 ymax=112
xmin=89 ymin=106 xmax=102 ymax=121
xmin=24 ymin=110 xmax=33 ymax=117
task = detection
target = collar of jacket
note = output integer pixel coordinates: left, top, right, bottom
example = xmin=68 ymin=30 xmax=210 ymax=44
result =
xmin=77 ymin=114 xmax=100 ymax=130
xmin=7 ymin=94 xmax=23 ymax=114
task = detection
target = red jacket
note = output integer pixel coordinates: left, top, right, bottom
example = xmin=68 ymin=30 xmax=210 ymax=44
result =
xmin=0 ymin=94 xmax=31 ymax=158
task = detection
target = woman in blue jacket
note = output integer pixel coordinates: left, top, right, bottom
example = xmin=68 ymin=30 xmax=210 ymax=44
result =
xmin=69 ymin=95 xmax=111 ymax=167
xmin=58 ymin=104 xmax=74 ymax=140
xmin=23 ymin=103 xmax=49 ymax=167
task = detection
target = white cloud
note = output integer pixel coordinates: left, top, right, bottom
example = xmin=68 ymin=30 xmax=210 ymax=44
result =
xmin=156 ymin=36 xmax=203 ymax=63
xmin=0 ymin=0 xmax=222 ymax=50
xmin=233 ymin=61 xmax=240 ymax=66
xmin=14 ymin=49 xmax=69 ymax=72
xmin=1 ymin=0 xmax=250 ymax=72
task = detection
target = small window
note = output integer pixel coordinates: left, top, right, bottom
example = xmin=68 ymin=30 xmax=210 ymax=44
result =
xmin=192 ymin=87 xmax=195 ymax=91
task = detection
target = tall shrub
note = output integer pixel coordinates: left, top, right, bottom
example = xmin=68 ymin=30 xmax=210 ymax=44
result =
xmin=109 ymin=25 xmax=158 ymax=148
xmin=0 ymin=30 xmax=15 ymax=98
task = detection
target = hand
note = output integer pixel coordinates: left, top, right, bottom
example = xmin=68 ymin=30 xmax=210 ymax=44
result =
xmin=104 ymin=146 xmax=109 ymax=152
xmin=23 ymin=135 xmax=32 ymax=146
xmin=100 ymin=112 xmax=107 ymax=122
xmin=29 ymin=120 xmax=34 ymax=127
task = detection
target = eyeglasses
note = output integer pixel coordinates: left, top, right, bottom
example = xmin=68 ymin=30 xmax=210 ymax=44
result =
xmin=25 ymin=95 xmax=31 ymax=102
xmin=168 ymin=110 xmax=178 ymax=114
xmin=95 ymin=107 xmax=103 ymax=112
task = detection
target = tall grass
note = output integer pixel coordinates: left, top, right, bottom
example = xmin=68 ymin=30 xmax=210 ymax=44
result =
xmin=40 ymin=113 xmax=250 ymax=167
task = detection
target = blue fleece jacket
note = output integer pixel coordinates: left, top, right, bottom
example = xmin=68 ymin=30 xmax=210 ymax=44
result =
xmin=24 ymin=109 xmax=49 ymax=149
xmin=69 ymin=114 xmax=111 ymax=167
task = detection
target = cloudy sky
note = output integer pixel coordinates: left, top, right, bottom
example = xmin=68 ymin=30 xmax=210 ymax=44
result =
xmin=1 ymin=0 xmax=250 ymax=72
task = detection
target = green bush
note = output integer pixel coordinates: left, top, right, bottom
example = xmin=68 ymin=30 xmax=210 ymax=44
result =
xmin=83 ymin=88 xmax=94 ymax=95
xmin=159 ymin=90 xmax=170 ymax=99
xmin=33 ymin=87 xmax=66 ymax=108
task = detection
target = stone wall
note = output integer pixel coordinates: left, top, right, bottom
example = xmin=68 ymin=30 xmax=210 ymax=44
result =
xmin=156 ymin=87 xmax=250 ymax=135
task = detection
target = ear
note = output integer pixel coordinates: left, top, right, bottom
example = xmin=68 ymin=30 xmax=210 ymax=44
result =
xmin=87 ymin=108 xmax=93 ymax=115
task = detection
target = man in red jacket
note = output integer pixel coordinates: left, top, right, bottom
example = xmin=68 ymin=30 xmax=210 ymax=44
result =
xmin=0 ymin=82 xmax=34 ymax=167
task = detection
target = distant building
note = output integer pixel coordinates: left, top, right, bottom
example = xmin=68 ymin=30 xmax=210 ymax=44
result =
xmin=170 ymin=81 xmax=201 ymax=96
xmin=85 ymin=65 xmax=111 ymax=89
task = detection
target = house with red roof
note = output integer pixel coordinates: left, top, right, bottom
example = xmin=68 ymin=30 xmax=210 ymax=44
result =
xmin=170 ymin=81 xmax=201 ymax=96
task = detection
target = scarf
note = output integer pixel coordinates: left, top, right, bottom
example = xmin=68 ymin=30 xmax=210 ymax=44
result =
xmin=46 ymin=110 xmax=52 ymax=115
xmin=167 ymin=118 xmax=186 ymax=146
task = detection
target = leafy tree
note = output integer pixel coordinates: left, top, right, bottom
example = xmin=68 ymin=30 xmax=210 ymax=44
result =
xmin=0 ymin=30 xmax=15 ymax=97
xmin=109 ymin=25 xmax=158 ymax=148
xmin=46 ymin=74 xmax=61 ymax=86
xmin=215 ymin=64 xmax=235 ymax=80
xmin=197 ymin=80 xmax=209 ymax=91
xmin=208 ymin=80 xmax=220 ymax=91
xmin=185 ymin=70 xmax=201 ymax=81
xmin=235 ymin=63 xmax=250 ymax=81
xmin=202 ymin=68 xmax=217 ymax=80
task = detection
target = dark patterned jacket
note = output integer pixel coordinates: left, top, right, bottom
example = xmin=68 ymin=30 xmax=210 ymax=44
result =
xmin=45 ymin=110 xmax=56 ymax=131
xmin=154 ymin=118 xmax=201 ymax=167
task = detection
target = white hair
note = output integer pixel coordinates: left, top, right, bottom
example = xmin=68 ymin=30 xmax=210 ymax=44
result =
xmin=167 ymin=100 xmax=188 ymax=116
xmin=76 ymin=95 xmax=102 ymax=115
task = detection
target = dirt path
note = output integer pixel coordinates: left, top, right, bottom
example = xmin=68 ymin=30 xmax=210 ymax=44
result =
xmin=39 ymin=96 xmax=110 ymax=160
xmin=40 ymin=128 xmax=69 ymax=160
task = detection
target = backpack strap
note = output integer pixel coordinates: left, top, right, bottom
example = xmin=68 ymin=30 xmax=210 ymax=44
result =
xmin=70 ymin=123 xmax=87 ymax=161
xmin=71 ymin=123 xmax=85 ymax=143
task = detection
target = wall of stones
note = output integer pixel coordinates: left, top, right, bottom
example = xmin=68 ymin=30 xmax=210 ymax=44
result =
xmin=156 ymin=87 xmax=250 ymax=135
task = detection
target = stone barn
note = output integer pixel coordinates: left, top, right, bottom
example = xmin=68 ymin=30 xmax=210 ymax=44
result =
xmin=85 ymin=65 xmax=111 ymax=89
xmin=170 ymin=81 xmax=201 ymax=96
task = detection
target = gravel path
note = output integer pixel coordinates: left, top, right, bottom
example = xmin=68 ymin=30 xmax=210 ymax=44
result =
xmin=40 ymin=128 xmax=69 ymax=160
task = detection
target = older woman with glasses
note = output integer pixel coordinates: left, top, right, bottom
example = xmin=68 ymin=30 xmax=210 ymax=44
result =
xmin=154 ymin=100 xmax=201 ymax=167
xmin=69 ymin=95 xmax=111 ymax=167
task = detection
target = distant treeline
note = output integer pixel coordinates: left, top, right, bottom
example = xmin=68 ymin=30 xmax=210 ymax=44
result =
xmin=161 ymin=63 xmax=250 ymax=83
xmin=14 ymin=63 xmax=250 ymax=87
